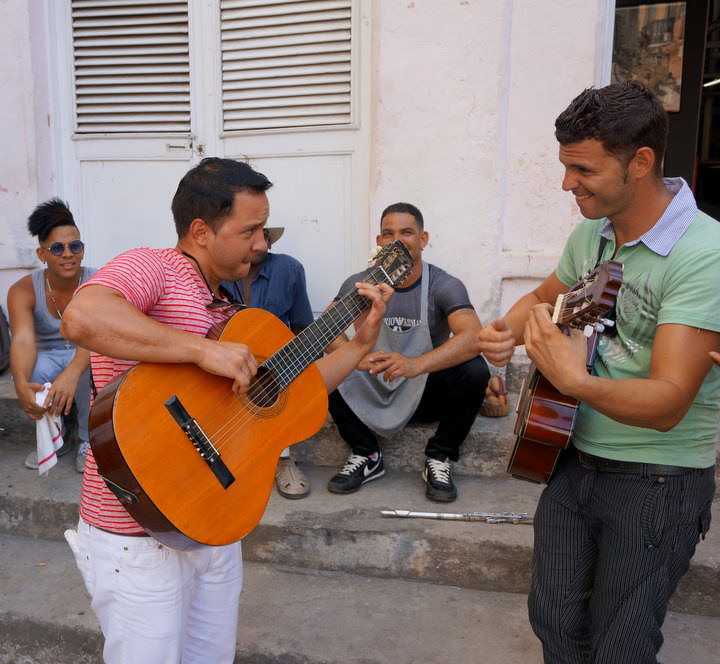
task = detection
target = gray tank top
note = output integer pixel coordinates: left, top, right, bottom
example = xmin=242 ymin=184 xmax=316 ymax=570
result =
xmin=31 ymin=267 xmax=96 ymax=351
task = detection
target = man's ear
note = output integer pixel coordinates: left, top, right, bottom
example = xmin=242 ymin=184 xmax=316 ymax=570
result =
xmin=35 ymin=247 xmax=46 ymax=263
xmin=189 ymin=218 xmax=211 ymax=247
xmin=630 ymin=146 xmax=656 ymax=179
xmin=420 ymin=231 xmax=429 ymax=250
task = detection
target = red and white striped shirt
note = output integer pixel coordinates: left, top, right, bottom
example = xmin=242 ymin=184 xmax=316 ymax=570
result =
xmin=77 ymin=247 xmax=231 ymax=534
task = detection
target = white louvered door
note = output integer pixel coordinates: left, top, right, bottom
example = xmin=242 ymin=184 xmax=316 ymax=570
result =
xmin=50 ymin=0 xmax=370 ymax=311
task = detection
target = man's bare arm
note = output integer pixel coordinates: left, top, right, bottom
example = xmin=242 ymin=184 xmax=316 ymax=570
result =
xmin=525 ymin=307 xmax=720 ymax=431
xmin=478 ymin=271 xmax=567 ymax=367
xmin=364 ymin=307 xmax=483 ymax=382
xmin=61 ymin=284 xmax=258 ymax=394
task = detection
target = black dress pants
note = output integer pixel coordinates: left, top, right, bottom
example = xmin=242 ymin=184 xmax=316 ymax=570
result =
xmin=328 ymin=355 xmax=490 ymax=461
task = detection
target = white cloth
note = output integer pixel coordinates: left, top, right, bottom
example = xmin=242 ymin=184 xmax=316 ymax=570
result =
xmin=35 ymin=382 xmax=64 ymax=475
xmin=66 ymin=520 xmax=243 ymax=664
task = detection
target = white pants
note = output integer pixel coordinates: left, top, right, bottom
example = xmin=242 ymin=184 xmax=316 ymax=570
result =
xmin=66 ymin=519 xmax=243 ymax=664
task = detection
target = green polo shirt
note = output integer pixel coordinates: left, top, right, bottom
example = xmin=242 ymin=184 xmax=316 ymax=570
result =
xmin=555 ymin=178 xmax=720 ymax=468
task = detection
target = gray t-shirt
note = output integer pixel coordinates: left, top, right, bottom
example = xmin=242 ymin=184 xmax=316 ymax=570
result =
xmin=334 ymin=262 xmax=473 ymax=348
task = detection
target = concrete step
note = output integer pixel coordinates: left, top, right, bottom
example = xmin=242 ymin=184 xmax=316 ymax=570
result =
xmin=1 ymin=430 xmax=718 ymax=619
xmin=0 ymin=383 xmax=521 ymax=480
xmin=2 ymin=533 xmax=719 ymax=664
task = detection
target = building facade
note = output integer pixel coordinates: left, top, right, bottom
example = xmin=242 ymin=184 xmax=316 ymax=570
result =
xmin=1 ymin=0 xmax=617 ymax=321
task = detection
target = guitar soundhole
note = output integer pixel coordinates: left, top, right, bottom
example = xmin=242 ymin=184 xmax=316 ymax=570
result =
xmin=247 ymin=367 xmax=281 ymax=409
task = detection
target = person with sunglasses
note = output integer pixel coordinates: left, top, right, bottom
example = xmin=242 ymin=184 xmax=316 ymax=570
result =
xmin=6 ymin=198 xmax=96 ymax=473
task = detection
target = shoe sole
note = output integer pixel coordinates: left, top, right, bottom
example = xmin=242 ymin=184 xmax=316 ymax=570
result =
xmin=276 ymin=487 xmax=310 ymax=499
xmin=327 ymin=468 xmax=385 ymax=494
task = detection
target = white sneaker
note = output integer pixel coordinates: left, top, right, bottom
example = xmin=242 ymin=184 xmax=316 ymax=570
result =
xmin=24 ymin=438 xmax=73 ymax=470
xmin=24 ymin=451 xmax=39 ymax=470
xmin=75 ymin=441 xmax=90 ymax=474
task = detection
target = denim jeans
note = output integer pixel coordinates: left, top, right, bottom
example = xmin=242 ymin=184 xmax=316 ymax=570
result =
xmin=31 ymin=348 xmax=91 ymax=442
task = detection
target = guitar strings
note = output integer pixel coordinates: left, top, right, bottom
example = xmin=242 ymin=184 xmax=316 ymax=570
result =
xmin=197 ymin=269 xmax=392 ymax=454
xmin=202 ymin=295 xmax=365 ymax=447
xmin=205 ymin=291 xmax=373 ymax=452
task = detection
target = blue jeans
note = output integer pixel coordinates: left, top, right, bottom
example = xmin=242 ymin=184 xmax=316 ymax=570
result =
xmin=31 ymin=348 xmax=91 ymax=442
xmin=528 ymin=447 xmax=714 ymax=663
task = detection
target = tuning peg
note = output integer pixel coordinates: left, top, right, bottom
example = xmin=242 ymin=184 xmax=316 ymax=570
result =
xmin=583 ymin=324 xmax=595 ymax=337
xmin=599 ymin=317 xmax=615 ymax=328
xmin=367 ymin=245 xmax=382 ymax=264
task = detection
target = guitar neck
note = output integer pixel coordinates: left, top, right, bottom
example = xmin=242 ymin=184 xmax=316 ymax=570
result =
xmin=261 ymin=265 xmax=390 ymax=389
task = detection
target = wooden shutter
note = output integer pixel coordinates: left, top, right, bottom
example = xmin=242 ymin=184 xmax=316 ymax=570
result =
xmin=71 ymin=0 xmax=190 ymax=134
xmin=221 ymin=0 xmax=353 ymax=131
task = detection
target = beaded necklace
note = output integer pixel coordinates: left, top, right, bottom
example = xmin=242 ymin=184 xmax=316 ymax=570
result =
xmin=45 ymin=271 xmax=81 ymax=349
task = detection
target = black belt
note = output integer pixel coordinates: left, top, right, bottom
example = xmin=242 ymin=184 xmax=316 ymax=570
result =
xmin=575 ymin=449 xmax=693 ymax=476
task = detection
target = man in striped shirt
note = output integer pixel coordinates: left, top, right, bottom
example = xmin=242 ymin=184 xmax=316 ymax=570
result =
xmin=61 ymin=157 xmax=392 ymax=664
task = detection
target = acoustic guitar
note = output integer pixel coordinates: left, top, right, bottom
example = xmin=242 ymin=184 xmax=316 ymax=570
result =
xmin=89 ymin=241 xmax=413 ymax=549
xmin=508 ymin=261 xmax=623 ymax=484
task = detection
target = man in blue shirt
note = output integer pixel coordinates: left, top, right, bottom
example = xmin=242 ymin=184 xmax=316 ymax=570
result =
xmin=222 ymin=227 xmax=313 ymax=498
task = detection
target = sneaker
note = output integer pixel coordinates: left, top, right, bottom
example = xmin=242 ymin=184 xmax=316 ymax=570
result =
xmin=423 ymin=457 xmax=457 ymax=502
xmin=75 ymin=441 xmax=90 ymax=474
xmin=275 ymin=457 xmax=310 ymax=499
xmin=24 ymin=438 xmax=74 ymax=470
xmin=327 ymin=452 xmax=385 ymax=494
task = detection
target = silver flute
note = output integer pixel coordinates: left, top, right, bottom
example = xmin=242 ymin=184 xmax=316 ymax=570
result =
xmin=381 ymin=509 xmax=533 ymax=525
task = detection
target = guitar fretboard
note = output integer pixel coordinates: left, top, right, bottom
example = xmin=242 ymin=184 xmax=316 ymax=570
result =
xmin=261 ymin=266 xmax=394 ymax=389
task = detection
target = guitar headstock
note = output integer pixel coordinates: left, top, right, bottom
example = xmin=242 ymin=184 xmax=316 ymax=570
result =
xmin=553 ymin=260 xmax=623 ymax=330
xmin=368 ymin=241 xmax=414 ymax=288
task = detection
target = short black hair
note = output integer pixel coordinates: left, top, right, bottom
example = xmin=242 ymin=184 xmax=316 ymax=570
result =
xmin=555 ymin=81 xmax=668 ymax=175
xmin=171 ymin=157 xmax=273 ymax=237
xmin=27 ymin=198 xmax=76 ymax=243
xmin=380 ymin=202 xmax=424 ymax=231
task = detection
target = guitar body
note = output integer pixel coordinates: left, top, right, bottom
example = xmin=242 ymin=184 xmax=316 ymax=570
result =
xmin=89 ymin=308 xmax=328 ymax=550
xmin=507 ymin=367 xmax=578 ymax=483
xmin=506 ymin=260 xmax=623 ymax=484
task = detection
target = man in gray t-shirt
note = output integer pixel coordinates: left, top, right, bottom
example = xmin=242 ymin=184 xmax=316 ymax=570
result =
xmin=326 ymin=202 xmax=490 ymax=502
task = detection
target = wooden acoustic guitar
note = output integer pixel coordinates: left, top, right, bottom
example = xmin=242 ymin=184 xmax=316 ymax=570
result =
xmin=508 ymin=261 xmax=623 ymax=484
xmin=89 ymin=241 xmax=413 ymax=549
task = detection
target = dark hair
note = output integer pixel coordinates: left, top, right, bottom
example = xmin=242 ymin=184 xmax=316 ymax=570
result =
xmin=27 ymin=198 xmax=76 ymax=243
xmin=171 ymin=157 xmax=273 ymax=237
xmin=380 ymin=202 xmax=424 ymax=231
xmin=554 ymin=81 xmax=668 ymax=175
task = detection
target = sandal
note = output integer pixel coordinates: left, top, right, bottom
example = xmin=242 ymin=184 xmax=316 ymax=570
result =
xmin=479 ymin=375 xmax=509 ymax=418
xmin=275 ymin=457 xmax=310 ymax=499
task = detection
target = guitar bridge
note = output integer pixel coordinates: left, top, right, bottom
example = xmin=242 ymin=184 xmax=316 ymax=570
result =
xmin=164 ymin=396 xmax=235 ymax=489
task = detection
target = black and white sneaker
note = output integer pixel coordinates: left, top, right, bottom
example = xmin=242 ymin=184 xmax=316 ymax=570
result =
xmin=423 ymin=457 xmax=457 ymax=502
xmin=327 ymin=452 xmax=385 ymax=494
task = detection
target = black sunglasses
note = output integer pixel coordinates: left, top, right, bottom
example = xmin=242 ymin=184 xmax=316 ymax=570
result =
xmin=42 ymin=240 xmax=85 ymax=256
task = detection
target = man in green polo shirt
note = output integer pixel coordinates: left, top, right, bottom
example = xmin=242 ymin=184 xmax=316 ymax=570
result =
xmin=479 ymin=82 xmax=720 ymax=663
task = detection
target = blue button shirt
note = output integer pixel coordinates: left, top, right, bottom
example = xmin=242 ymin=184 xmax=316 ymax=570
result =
xmin=221 ymin=253 xmax=313 ymax=331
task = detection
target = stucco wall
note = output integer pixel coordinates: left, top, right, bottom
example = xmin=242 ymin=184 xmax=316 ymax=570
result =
xmin=1 ymin=0 xmax=614 ymax=325
xmin=371 ymin=0 xmax=613 ymax=322
xmin=0 ymin=0 xmax=54 ymax=314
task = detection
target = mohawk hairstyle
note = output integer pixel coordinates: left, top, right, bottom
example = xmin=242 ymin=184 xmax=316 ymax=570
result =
xmin=27 ymin=198 xmax=76 ymax=243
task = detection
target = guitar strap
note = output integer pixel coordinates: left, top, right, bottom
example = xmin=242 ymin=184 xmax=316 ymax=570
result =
xmin=596 ymin=235 xmax=617 ymax=337
xmin=596 ymin=235 xmax=609 ymax=266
